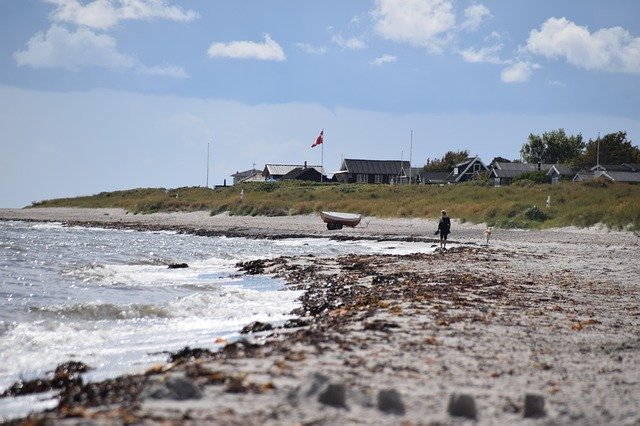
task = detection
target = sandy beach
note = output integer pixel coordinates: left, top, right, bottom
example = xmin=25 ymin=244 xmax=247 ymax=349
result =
xmin=1 ymin=207 xmax=639 ymax=425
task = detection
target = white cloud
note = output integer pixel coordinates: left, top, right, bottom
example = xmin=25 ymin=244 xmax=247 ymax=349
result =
xmin=459 ymin=44 xmax=503 ymax=64
xmin=45 ymin=0 xmax=199 ymax=30
xmin=370 ymin=54 xmax=397 ymax=66
xmin=14 ymin=24 xmax=134 ymax=70
xmin=500 ymin=61 xmax=539 ymax=83
xmin=548 ymin=80 xmax=566 ymax=87
xmin=14 ymin=24 xmax=188 ymax=78
xmin=461 ymin=4 xmax=491 ymax=31
xmin=371 ymin=0 xmax=456 ymax=53
xmin=293 ymin=42 xmax=328 ymax=55
xmin=526 ymin=17 xmax=640 ymax=74
xmin=138 ymin=64 xmax=188 ymax=78
xmin=331 ymin=34 xmax=366 ymax=50
xmin=207 ymin=34 xmax=286 ymax=61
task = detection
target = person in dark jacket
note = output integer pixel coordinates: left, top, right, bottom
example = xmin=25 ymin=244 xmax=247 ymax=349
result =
xmin=435 ymin=210 xmax=451 ymax=249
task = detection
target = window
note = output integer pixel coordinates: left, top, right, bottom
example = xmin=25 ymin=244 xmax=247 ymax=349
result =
xmin=474 ymin=163 xmax=481 ymax=172
xmin=374 ymin=174 xmax=383 ymax=183
xmin=357 ymin=174 xmax=369 ymax=183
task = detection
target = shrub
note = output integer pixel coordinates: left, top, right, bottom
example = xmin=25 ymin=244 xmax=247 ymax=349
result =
xmin=513 ymin=171 xmax=550 ymax=184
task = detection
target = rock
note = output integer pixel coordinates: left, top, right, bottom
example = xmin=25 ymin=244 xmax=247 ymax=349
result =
xmin=144 ymin=376 xmax=202 ymax=400
xmin=283 ymin=318 xmax=310 ymax=328
xmin=447 ymin=392 xmax=477 ymax=419
xmin=377 ymin=388 xmax=405 ymax=415
xmin=318 ymin=382 xmax=347 ymax=408
xmin=240 ymin=321 xmax=274 ymax=334
xmin=167 ymin=263 xmax=188 ymax=269
xmin=288 ymin=372 xmax=328 ymax=405
xmin=523 ymin=393 xmax=546 ymax=418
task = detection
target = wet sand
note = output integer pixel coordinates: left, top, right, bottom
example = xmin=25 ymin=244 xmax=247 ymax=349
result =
xmin=1 ymin=208 xmax=639 ymax=425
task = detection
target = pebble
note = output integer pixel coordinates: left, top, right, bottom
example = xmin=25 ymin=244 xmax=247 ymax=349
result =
xmin=447 ymin=392 xmax=477 ymax=419
xmin=523 ymin=393 xmax=546 ymax=418
xmin=377 ymin=388 xmax=405 ymax=415
xmin=318 ymin=382 xmax=347 ymax=408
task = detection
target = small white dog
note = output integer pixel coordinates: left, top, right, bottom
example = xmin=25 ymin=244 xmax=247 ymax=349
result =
xmin=483 ymin=227 xmax=492 ymax=244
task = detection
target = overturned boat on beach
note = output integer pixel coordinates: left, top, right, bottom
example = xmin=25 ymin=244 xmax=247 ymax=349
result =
xmin=320 ymin=211 xmax=362 ymax=230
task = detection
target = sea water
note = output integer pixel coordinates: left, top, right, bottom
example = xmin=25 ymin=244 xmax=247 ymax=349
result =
xmin=0 ymin=220 xmax=435 ymax=419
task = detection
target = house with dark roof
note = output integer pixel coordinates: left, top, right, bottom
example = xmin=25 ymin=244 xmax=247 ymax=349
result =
xmin=447 ymin=157 xmax=489 ymax=183
xmin=280 ymin=166 xmax=330 ymax=182
xmin=574 ymin=163 xmax=640 ymax=184
xmin=412 ymin=169 xmax=450 ymax=185
xmin=262 ymin=163 xmax=324 ymax=181
xmin=547 ymin=164 xmax=576 ymax=184
xmin=335 ymin=159 xmax=410 ymax=184
xmin=490 ymin=162 xmax=553 ymax=186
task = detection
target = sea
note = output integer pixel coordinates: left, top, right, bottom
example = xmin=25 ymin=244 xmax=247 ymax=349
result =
xmin=0 ymin=220 xmax=435 ymax=420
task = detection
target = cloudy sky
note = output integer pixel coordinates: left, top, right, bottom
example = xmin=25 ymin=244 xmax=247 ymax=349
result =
xmin=1 ymin=0 xmax=639 ymax=207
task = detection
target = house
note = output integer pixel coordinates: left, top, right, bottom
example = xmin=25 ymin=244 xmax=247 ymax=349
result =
xmin=412 ymin=169 xmax=450 ymax=185
xmin=447 ymin=157 xmax=489 ymax=183
xmin=490 ymin=162 xmax=552 ymax=186
xmin=547 ymin=164 xmax=576 ymax=184
xmin=280 ymin=166 xmax=330 ymax=182
xmin=335 ymin=159 xmax=410 ymax=184
xmin=574 ymin=163 xmax=640 ymax=184
xmin=263 ymin=163 xmax=324 ymax=181
xmin=231 ymin=169 xmax=263 ymax=185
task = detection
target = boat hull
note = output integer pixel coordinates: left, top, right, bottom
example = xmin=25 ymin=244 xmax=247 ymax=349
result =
xmin=320 ymin=211 xmax=362 ymax=229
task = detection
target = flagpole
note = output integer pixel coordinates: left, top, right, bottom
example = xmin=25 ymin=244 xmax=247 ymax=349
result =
xmin=321 ymin=130 xmax=324 ymax=183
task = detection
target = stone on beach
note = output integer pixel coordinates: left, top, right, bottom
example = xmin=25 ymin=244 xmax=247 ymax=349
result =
xmin=377 ymin=388 xmax=405 ymax=415
xmin=318 ymin=382 xmax=347 ymax=408
xmin=240 ymin=321 xmax=274 ymax=334
xmin=523 ymin=393 xmax=546 ymax=418
xmin=144 ymin=376 xmax=202 ymax=400
xmin=447 ymin=392 xmax=477 ymax=419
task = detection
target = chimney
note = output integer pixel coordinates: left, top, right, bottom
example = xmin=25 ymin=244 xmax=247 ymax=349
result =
xmin=537 ymin=162 xmax=541 ymax=171
xmin=304 ymin=161 xmax=307 ymax=169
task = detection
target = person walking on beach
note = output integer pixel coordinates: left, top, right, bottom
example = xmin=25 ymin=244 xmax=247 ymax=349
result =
xmin=435 ymin=210 xmax=451 ymax=249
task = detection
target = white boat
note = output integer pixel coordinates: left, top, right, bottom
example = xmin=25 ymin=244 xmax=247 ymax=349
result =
xmin=320 ymin=211 xmax=362 ymax=230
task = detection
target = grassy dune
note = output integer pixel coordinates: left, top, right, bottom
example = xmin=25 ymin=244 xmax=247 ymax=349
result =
xmin=31 ymin=180 xmax=640 ymax=232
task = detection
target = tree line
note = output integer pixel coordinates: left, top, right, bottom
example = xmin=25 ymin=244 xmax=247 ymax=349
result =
xmin=424 ymin=130 xmax=640 ymax=172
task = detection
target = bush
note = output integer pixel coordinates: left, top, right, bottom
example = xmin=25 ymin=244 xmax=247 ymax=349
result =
xmin=513 ymin=171 xmax=550 ymax=184
xmin=524 ymin=205 xmax=548 ymax=221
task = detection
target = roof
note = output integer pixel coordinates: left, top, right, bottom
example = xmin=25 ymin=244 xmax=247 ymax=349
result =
xmin=342 ymin=159 xmax=411 ymax=175
xmin=281 ymin=167 xmax=324 ymax=181
xmin=603 ymin=171 xmax=640 ymax=183
xmin=547 ymin=164 xmax=575 ymax=176
xmin=449 ymin=156 xmax=488 ymax=182
xmin=416 ymin=171 xmax=450 ymax=183
xmin=624 ymin=163 xmax=640 ymax=172
xmin=493 ymin=162 xmax=553 ymax=172
xmin=591 ymin=164 xmax=633 ymax=172
xmin=264 ymin=164 xmax=324 ymax=177
xmin=231 ymin=169 xmax=261 ymax=178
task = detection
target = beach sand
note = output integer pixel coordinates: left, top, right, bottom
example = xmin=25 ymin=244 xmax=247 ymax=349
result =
xmin=1 ymin=207 xmax=639 ymax=425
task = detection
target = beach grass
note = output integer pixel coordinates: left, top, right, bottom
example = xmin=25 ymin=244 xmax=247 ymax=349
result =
xmin=30 ymin=180 xmax=640 ymax=231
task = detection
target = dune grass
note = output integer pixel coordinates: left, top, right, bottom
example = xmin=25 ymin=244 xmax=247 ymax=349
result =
xmin=30 ymin=180 xmax=640 ymax=232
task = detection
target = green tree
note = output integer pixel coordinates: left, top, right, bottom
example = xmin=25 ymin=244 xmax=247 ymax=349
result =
xmin=520 ymin=129 xmax=584 ymax=164
xmin=425 ymin=150 xmax=469 ymax=172
xmin=573 ymin=131 xmax=640 ymax=169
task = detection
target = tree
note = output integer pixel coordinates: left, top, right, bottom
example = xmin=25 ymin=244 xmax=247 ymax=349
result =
xmin=520 ymin=129 xmax=584 ymax=164
xmin=573 ymin=131 xmax=640 ymax=169
xmin=490 ymin=156 xmax=512 ymax=166
xmin=424 ymin=150 xmax=469 ymax=172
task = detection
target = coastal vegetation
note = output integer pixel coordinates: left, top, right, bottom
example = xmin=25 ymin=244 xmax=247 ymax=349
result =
xmin=31 ymin=179 xmax=640 ymax=232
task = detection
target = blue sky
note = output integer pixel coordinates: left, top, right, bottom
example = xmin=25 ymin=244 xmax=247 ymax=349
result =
xmin=1 ymin=0 xmax=639 ymax=207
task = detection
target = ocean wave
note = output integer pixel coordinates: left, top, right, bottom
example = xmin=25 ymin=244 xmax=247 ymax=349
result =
xmin=29 ymin=302 xmax=174 ymax=321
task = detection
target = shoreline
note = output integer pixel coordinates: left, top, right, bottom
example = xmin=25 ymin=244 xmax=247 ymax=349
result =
xmin=2 ymin=208 xmax=639 ymax=424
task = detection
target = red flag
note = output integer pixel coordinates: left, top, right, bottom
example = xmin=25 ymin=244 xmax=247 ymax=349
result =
xmin=311 ymin=130 xmax=323 ymax=148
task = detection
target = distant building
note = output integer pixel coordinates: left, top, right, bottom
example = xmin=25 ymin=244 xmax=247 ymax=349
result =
xmin=447 ymin=156 xmax=488 ymax=183
xmin=231 ymin=169 xmax=263 ymax=185
xmin=263 ymin=163 xmax=324 ymax=181
xmin=490 ymin=162 xmax=552 ymax=186
xmin=280 ymin=165 xmax=331 ymax=182
xmin=335 ymin=159 xmax=411 ymax=184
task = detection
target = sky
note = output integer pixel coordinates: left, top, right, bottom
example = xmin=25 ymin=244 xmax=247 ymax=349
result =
xmin=1 ymin=0 xmax=640 ymax=207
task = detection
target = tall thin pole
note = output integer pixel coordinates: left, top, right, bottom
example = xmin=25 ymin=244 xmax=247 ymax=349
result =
xmin=206 ymin=141 xmax=210 ymax=188
xmin=596 ymin=132 xmax=600 ymax=168
xmin=321 ymin=131 xmax=324 ymax=183
xmin=409 ymin=130 xmax=413 ymax=185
